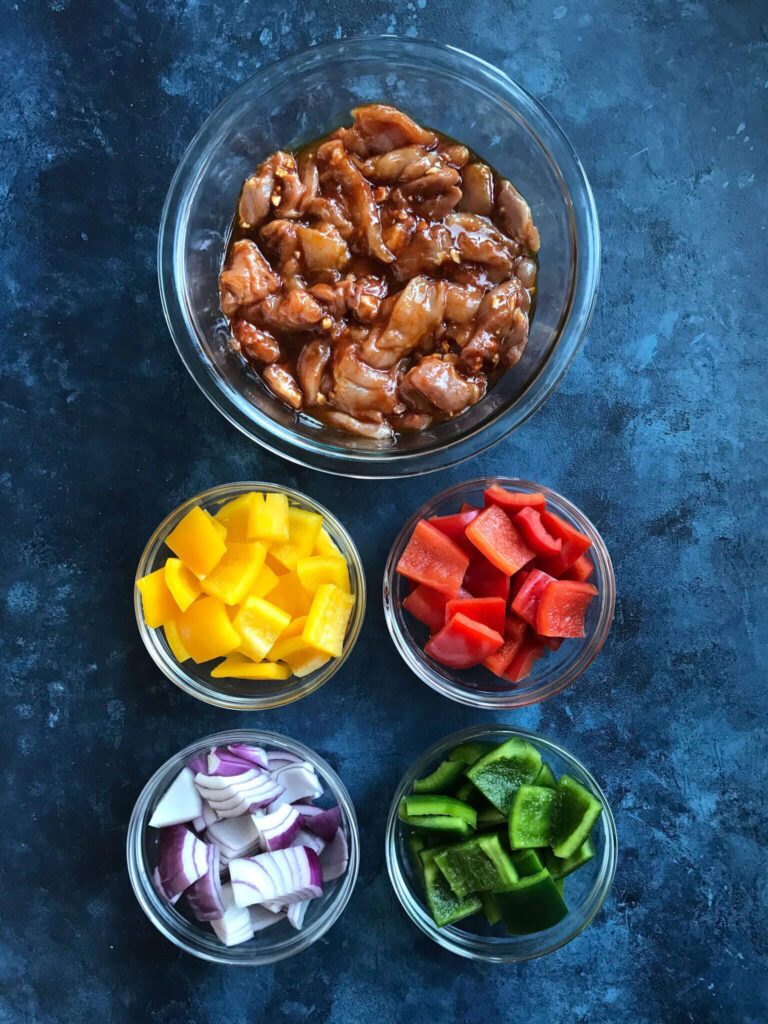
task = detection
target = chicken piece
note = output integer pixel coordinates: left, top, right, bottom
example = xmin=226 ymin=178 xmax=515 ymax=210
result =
xmin=361 ymin=277 xmax=446 ymax=369
xmin=393 ymin=224 xmax=453 ymax=280
xmin=441 ymin=144 xmax=470 ymax=167
xmin=516 ymin=256 xmax=537 ymax=290
xmin=258 ymin=289 xmax=324 ymax=332
xmin=259 ymin=219 xmax=300 ymax=260
xmin=341 ymin=104 xmax=438 ymax=157
xmin=500 ymin=307 xmax=530 ymax=368
xmin=359 ymin=146 xmax=442 ymax=183
xmin=309 ymin=275 xmax=388 ymax=321
xmin=231 ymin=319 xmax=282 ymax=364
xmin=296 ymin=223 xmax=349 ymax=271
xmin=443 ymin=282 xmax=485 ymax=324
xmin=304 ymin=195 xmax=356 ymax=240
xmin=330 ymin=339 xmax=401 ymax=417
xmin=297 ymin=339 xmax=332 ymax=405
xmin=398 ymin=166 xmax=460 ymax=199
xmin=389 ymin=411 xmax=433 ymax=432
xmin=445 ymin=212 xmax=516 ymax=272
xmin=316 ymin=409 xmax=394 ymax=439
xmin=297 ymin=151 xmax=320 ymax=208
xmin=495 ymin=179 xmax=540 ymax=252
xmin=458 ymin=163 xmax=494 ymax=217
xmin=457 ymin=279 xmax=529 ymax=373
xmin=237 ymin=152 xmax=297 ymax=228
xmin=412 ymin=187 xmax=463 ymax=220
xmin=400 ymin=354 xmax=485 ymax=416
xmin=263 ymin=363 xmax=303 ymax=409
xmin=317 ymin=140 xmax=394 ymax=263
xmin=219 ymin=240 xmax=280 ymax=318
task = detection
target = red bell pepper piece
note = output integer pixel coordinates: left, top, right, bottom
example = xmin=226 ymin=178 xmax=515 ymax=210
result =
xmin=482 ymin=614 xmax=528 ymax=675
xmin=537 ymin=634 xmax=563 ymax=651
xmin=459 ymin=502 xmax=481 ymax=514
xmin=512 ymin=507 xmax=562 ymax=557
xmin=484 ymin=485 xmax=547 ymax=514
xmin=428 ymin=509 xmax=479 ymax=554
xmin=510 ymin=568 xmax=556 ymax=627
xmin=462 ymin=556 xmax=510 ymax=602
xmin=465 ymin=505 xmax=536 ymax=576
xmin=444 ymin=596 xmax=506 ymax=635
xmin=396 ymin=519 xmax=470 ymax=597
xmin=508 ymin=570 xmax=530 ymax=604
xmin=536 ymin=510 xmax=592 ymax=577
xmin=563 ymin=553 xmax=594 ymax=582
xmin=403 ymin=584 xmax=471 ymax=633
xmin=425 ymin=613 xmax=504 ymax=669
xmin=536 ymin=580 xmax=598 ymax=638
xmin=503 ymin=637 xmax=547 ymax=683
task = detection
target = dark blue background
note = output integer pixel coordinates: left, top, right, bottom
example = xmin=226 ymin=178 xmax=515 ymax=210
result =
xmin=1 ymin=2 xmax=766 ymax=1021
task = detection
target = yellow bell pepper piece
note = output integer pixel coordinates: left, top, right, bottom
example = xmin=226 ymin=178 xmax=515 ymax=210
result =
xmin=164 ymin=557 xmax=202 ymax=611
xmin=265 ymin=552 xmax=289 ymax=576
xmin=233 ymin=597 xmax=292 ymax=661
xmin=296 ymin=555 xmax=350 ymax=594
xmin=177 ymin=595 xmax=241 ymax=663
xmin=205 ymin=510 xmax=228 ymax=541
xmin=199 ymin=542 xmax=267 ymax=605
xmin=265 ymin=623 xmax=309 ymax=661
xmin=280 ymin=615 xmax=307 ymax=639
xmin=302 ymin=583 xmax=355 ymax=658
xmin=314 ymin=527 xmax=342 ymax=558
xmin=137 ymin=568 xmax=179 ymax=628
xmin=164 ymin=619 xmax=192 ymax=662
xmin=248 ymin=563 xmax=280 ymax=600
xmin=266 ymin=571 xmax=312 ymax=618
xmin=214 ymin=493 xmax=255 ymax=543
xmin=211 ymin=657 xmax=291 ymax=680
xmin=269 ymin=508 xmax=323 ymax=571
xmin=248 ymin=492 xmax=290 ymax=543
xmin=166 ymin=506 xmax=228 ymax=578
xmin=266 ymin=636 xmax=330 ymax=677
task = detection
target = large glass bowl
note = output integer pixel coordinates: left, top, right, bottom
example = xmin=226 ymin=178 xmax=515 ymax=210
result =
xmin=383 ymin=478 xmax=615 ymax=708
xmin=134 ymin=482 xmax=366 ymax=709
xmin=158 ymin=37 xmax=600 ymax=477
xmin=385 ymin=725 xmax=617 ymax=961
xmin=126 ymin=729 xmax=359 ymax=965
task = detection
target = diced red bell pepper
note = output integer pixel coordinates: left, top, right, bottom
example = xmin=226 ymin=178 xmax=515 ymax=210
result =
xmin=484 ymin=485 xmax=547 ymax=514
xmin=483 ymin=612 xmax=528 ymax=675
xmin=403 ymin=584 xmax=471 ymax=633
xmin=428 ymin=509 xmax=479 ymax=554
xmin=510 ymin=568 xmax=556 ymax=627
xmin=462 ymin=556 xmax=510 ymax=602
xmin=536 ymin=580 xmax=598 ymax=638
xmin=509 ymin=570 xmax=530 ymax=604
xmin=504 ymin=614 xmax=529 ymax=641
xmin=465 ymin=505 xmax=536 ymax=576
xmin=536 ymin=510 xmax=592 ymax=577
xmin=396 ymin=519 xmax=470 ymax=597
xmin=512 ymin=507 xmax=562 ymax=557
xmin=459 ymin=502 xmax=481 ymax=514
xmin=425 ymin=613 xmax=504 ymax=669
xmin=444 ymin=596 xmax=506 ymax=635
xmin=537 ymin=634 xmax=563 ymax=651
xmin=563 ymin=553 xmax=594 ymax=582
xmin=503 ymin=637 xmax=547 ymax=683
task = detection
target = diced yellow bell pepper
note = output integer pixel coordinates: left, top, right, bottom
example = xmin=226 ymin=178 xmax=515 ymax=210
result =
xmin=233 ymin=597 xmax=292 ymax=661
xmin=137 ymin=568 xmax=179 ymax=628
xmin=266 ymin=636 xmax=331 ymax=677
xmin=268 ymin=508 xmax=323 ymax=571
xmin=164 ymin=618 xmax=192 ymax=662
xmin=214 ymin=493 xmax=255 ymax=543
xmin=177 ymin=595 xmax=241 ymax=663
xmin=211 ymin=657 xmax=291 ymax=680
xmin=265 ymin=625 xmax=308 ymax=661
xmin=296 ymin=555 xmax=350 ymax=594
xmin=314 ymin=527 xmax=342 ymax=558
xmin=166 ymin=506 xmax=228 ymax=578
xmin=303 ymin=583 xmax=355 ymax=657
xmin=265 ymin=552 xmax=290 ymax=576
xmin=205 ymin=510 xmax=228 ymax=541
xmin=248 ymin=563 xmax=280 ymax=600
xmin=266 ymin=571 xmax=312 ymax=618
xmin=164 ymin=557 xmax=202 ymax=611
xmin=199 ymin=542 xmax=267 ymax=605
xmin=248 ymin=492 xmax=289 ymax=543
xmin=280 ymin=615 xmax=307 ymax=639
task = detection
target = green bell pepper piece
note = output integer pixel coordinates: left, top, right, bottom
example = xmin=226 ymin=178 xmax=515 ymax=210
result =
xmin=404 ymin=794 xmax=477 ymax=827
xmin=448 ymin=741 xmax=494 ymax=765
xmin=465 ymin=737 xmax=542 ymax=815
xmin=479 ymin=890 xmax=501 ymax=925
xmin=495 ymin=869 xmax=568 ymax=934
xmin=550 ymin=775 xmax=602 ymax=858
xmin=434 ymin=833 xmax=519 ymax=898
xmin=545 ymin=837 xmax=596 ymax=879
xmin=419 ymin=847 xmax=482 ymax=927
xmin=476 ymin=805 xmax=506 ymax=830
xmin=510 ymin=847 xmax=544 ymax=877
xmin=413 ymin=759 xmax=467 ymax=794
xmin=509 ymin=785 xmax=556 ymax=848
xmin=535 ymin=762 xmax=557 ymax=788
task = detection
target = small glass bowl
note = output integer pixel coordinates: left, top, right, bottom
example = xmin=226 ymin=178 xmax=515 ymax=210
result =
xmin=158 ymin=37 xmax=600 ymax=478
xmin=135 ymin=482 xmax=366 ymax=709
xmin=383 ymin=478 xmax=614 ymax=708
xmin=385 ymin=725 xmax=617 ymax=962
xmin=126 ymin=729 xmax=360 ymax=965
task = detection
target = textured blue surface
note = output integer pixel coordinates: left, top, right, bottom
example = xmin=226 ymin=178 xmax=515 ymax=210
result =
xmin=1 ymin=2 xmax=766 ymax=1021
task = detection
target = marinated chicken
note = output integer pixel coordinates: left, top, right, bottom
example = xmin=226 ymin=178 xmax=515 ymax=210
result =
xmin=219 ymin=104 xmax=539 ymax=438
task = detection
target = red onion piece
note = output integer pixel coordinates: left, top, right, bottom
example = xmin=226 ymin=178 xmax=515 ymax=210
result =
xmin=186 ymin=844 xmax=226 ymax=921
xmin=250 ymin=905 xmax=285 ymax=931
xmin=229 ymin=847 xmax=323 ymax=908
xmin=253 ymin=804 xmax=302 ymax=852
xmin=303 ymin=806 xmax=341 ymax=844
xmin=286 ymin=900 xmax=310 ymax=930
xmin=270 ymin=763 xmax=323 ymax=804
xmin=205 ymin=816 xmax=261 ymax=866
xmin=211 ymin=883 xmax=254 ymax=947
xmin=156 ymin=825 xmax=209 ymax=900
xmin=227 ymin=744 xmax=269 ymax=770
xmin=149 ymin=768 xmax=203 ymax=829
xmin=319 ymin=828 xmax=349 ymax=883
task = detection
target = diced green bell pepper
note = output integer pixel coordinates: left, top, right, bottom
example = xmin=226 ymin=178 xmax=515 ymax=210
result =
xmin=495 ymin=868 xmax=568 ymax=934
xmin=404 ymin=794 xmax=477 ymax=826
xmin=413 ymin=759 xmax=467 ymax=794
xmin=510 ymin=847 xmax=544 ymax=877
xmin=465 ymin=737 xmax=542 ymax=815
xmin=550 ymin=774 xmax=602 ymax=858
xmin=545 ymin=837 xmax=596 ymax=879
xmin=419 ymin=847 xmax=482 ymax=927
xmin=509 ymin=785 xmax=556 ymax=848
xmin=448 ymin=741 xmax=494 ymax=765
xmin=479 ymin=890 xmax=501 ymax=925
xmin=434 ymin=833 xmax=519 ymax=898
xmin=408 ymin=833 xmax=429 ymax=885
xmin=535 ymin=762 xmax=557 ymax=788
xmin=476 ymin=805 xmax=506 ymax=830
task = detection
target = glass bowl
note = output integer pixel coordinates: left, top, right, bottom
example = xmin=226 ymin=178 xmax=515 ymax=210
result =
xmin=158 ymin=37 xmax=600 ymax=478
xmin=134 ymin=482 xmax=366 ymax=709
xmin=126 ymin=729 xmax=359 ymax=965
xmin=383 ymin=478 xmax=614 ymax=708
xmin=385 ymin=725 xmax=616 ymax=961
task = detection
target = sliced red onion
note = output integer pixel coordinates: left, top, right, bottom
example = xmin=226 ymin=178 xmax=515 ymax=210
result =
xmin=286 ymin=900 xmax=310 ymax=931
xmin=303 ymin=806 xmax=341 ymax=844
xmin=266 ymin=749 xmax=303 ymax=770
xmin=207 ymin=747 xmax=264 ymax=778
xmin=229 ymin=847 xmax=323 ymax=908
xmin=185 ymin=844 xmax=226 ymax=921
xmin=227 ymin=744 xmax=269 ymax=770
xmin=149 ymin=768 xmax=203 ymax=829
xmin=250 ymin=905 xmax=285 ymax=931
xmin=152 ymin=866 xmax=181 ymax=905
xmin=294 ymin=828 xmax=326 ymax=857
xmin=292 ymin=803 xmax=322 ymax=819
xmin=319 ymin=828 xmax=349 ymax=883
xmin=191 ymin=799 xmax=219 ymax=834
xmin=194 ymin=770 xmax=284 ymax=818
xmin=252 ymin=804 xmax=302 ymax=852
xmin=211 ymin=883 xmax=254 ymax=947
xmin=187 ymin=754 xmax=208 ymax=775
xmin=205 ymin=815 xmax=262 ymax=866
xmin=156 ymin=825 xmax=209 ymax=901
xmin=260 ymin=899 xmax=285 ymax=914
xmin=271 ymin=762 xmax=323 ymax=804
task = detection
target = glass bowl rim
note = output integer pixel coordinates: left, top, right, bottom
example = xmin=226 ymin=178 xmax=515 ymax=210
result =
xmin=157 ymin=35 xmax=601 ymax=478
xmin=126 ymin=728 xmax=360 ymax=965
xmin=134 ymin=481 xmax=367 ymax=709
xmin=384 ymin=723 xmax=617 ymax=962
xmin=383 ymin=477 xmax=615 ymax=708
